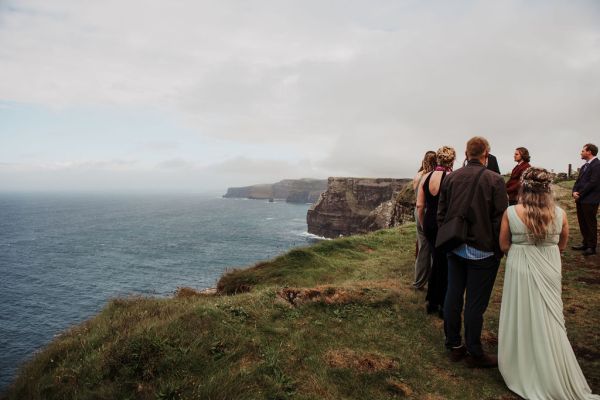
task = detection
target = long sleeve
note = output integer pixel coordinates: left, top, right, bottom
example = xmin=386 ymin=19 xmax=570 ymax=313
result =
xmin=578 ymin=161 xmax=600 ymax=200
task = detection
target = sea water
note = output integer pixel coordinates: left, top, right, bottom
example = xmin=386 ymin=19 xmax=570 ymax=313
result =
xmin=0 ymin=192 xmax=320 ymax=390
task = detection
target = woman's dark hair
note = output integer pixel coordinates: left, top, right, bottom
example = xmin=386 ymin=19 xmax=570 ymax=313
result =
xmin=516 ymin=147 xmax=530 ymax=162
xmin=419 ymin=151 xmax=437 ymax=173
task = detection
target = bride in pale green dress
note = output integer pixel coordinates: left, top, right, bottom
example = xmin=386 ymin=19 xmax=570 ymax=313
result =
xmin=498 ymin=167 xmax=599 ymax=400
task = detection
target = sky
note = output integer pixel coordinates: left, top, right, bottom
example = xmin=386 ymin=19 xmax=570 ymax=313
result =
xmin=1 ymin=0 xmax=599 ymax=192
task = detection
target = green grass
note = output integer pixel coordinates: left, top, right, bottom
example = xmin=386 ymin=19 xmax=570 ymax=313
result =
xmin=4 ymin=180 xmax=598 ymax=400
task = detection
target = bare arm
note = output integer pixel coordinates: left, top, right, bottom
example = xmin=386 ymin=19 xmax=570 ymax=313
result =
xmin=558 ymin=209 xmax=569 ymax=251
xmin=416 ymin=173 xmax=427 ymax=227
xmin=499 ymin=210 xmax=511 ymax=254
xmin=412 ymin=171 xmax=422 ymax=191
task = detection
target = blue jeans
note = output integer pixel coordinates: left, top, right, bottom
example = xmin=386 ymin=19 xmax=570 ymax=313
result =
xmin=444 ymin=252 xmax=500 ymax=357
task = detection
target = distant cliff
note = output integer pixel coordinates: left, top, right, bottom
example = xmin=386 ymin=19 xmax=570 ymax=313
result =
xmin=223 ymin=179 xmax=328 ymax=203
xmin=307 ymin=177 xmax=415 ymax=238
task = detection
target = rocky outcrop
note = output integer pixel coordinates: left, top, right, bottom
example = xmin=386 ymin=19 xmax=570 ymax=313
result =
xmin=223 ymin=179 xmax=327 ymax=203
xmin=307 ymin=178 xmax=415 ymax=238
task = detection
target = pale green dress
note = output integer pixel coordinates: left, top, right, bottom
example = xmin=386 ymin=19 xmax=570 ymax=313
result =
xmin=499 ymin=206 xmax=599 ymax=400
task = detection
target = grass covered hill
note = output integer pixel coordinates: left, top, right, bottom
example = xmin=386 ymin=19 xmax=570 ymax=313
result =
xmin=4 ymin=183 xmax=599 ymax=400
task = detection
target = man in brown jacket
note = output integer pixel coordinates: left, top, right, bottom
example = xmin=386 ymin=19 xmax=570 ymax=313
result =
xmin=437 ymin=136 xmax=508 ymax=368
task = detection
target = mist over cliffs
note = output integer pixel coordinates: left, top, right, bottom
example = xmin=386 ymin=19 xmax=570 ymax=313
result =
xmin=223 ymin=179 xmax=327 ymax=203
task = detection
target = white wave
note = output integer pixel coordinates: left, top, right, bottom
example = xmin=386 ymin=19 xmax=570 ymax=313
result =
xmin=297 ymin=231 xmax=330 ymax=240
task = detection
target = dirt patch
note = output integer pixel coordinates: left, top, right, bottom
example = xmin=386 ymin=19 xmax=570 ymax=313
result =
xmin=324 ymin=349 xmax=398 ymax=372
xmin=277 ymin=286 xmax=367 ymax=307
xmin=386 ymin=378 xmax=413 ymax=396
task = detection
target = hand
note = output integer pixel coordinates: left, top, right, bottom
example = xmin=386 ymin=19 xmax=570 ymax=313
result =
xmin=573 ymin=192 xmax=580 ymax=200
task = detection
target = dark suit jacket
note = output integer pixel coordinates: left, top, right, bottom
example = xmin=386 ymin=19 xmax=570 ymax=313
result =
xmin=438 ymin=160 xmax=508 ymax=257
xmin=573 ymin=157 xmax=600 ymax=204
xmin=487 ymin=154 xmax=500 ymax=174
xmin=505 ymin=162 xmax=531 ymax=202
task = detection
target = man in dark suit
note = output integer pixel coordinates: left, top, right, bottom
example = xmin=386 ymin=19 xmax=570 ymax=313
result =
xmin=572 ymin=143 xmax=600 ymax=256
xmin=486 ymin=153 xmax=500 ymax=174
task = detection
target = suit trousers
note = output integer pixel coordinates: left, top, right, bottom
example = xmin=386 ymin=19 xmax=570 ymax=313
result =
xmin=576 ymin=202 xmax=599 ymax=250
xmin=444 ymin=253 xmax=499 ymax=357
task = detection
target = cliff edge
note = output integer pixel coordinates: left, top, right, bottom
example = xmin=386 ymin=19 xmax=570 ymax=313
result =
xmin=306 ymin=177 xmax=414 ymax=238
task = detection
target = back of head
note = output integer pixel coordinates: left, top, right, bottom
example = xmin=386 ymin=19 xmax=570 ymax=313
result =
xmin=420 ymin=151 xmax=437 ymax=173
xmin=518 ymin=167 xmax=556 ymax=242
xmin=436 ymin=146 xmax=456 ymax=169
xmin=466 ymin=136 xmax=490 ymax=159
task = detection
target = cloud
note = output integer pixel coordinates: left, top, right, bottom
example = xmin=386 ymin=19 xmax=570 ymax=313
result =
xmin=0 ymin=0 xmax=599 ymax=187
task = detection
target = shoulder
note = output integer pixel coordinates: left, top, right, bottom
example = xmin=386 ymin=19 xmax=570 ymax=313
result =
xmin=484 ymin=169 xmax=505 ymax=184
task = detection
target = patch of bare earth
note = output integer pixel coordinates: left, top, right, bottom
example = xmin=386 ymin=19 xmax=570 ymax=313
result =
xmin=386 ymin=378 xmax=414 ymax=396
xmin=324 ymin=349 xmax=398 ymax=372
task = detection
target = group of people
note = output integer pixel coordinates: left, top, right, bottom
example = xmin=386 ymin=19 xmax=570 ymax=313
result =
xmin=411 ymin=137 xmax=599 ymax=400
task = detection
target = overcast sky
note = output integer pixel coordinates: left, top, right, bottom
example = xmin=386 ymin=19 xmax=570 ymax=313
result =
xmin=1 ymin=0 xmax=599 ymax=192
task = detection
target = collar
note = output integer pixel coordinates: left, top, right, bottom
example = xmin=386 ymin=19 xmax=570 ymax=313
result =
xmin=467 ymin=159 xmax=484 ymax=167
xmin=588 ymin=156 xmax=597 ymax=163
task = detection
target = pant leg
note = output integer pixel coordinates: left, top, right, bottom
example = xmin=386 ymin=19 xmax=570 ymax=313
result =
xmin=576 ymin=201 xmax=590 ymax=247
xmin=463 ymin=256 xmax=500 ymax=357
xmin=413 ymin=217 xmax=432 ymax=288
xmin=581 ymin=203 xmax=599 ymax=250
xmin=444 ymin=253 xmax=468 ymax=349
xmin=426 ymin=246 xmax=448 ymax=307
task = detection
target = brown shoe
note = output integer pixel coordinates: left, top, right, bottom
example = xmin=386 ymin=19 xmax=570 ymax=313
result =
xmin=448 ymin=345 xmax=467 ymax=362
xmin=465 ymin=353 xmax=498 ymax=368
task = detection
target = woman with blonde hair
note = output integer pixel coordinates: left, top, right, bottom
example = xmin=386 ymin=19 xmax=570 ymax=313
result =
xmin=417 ymin=146 xmax=456 ymax=316
xmin=498 ymin=167 xmax=598 ymax=399
xmin=412 ymin=151 xmax=437 ymax=289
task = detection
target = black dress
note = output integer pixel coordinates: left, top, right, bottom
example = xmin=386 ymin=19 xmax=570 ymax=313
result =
xmin=422 ymin=171 xmax=448 ymax=314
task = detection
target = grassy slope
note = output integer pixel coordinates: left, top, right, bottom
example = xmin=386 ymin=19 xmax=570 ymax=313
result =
xmin=4 ymin=183 xmax=599 ymax=400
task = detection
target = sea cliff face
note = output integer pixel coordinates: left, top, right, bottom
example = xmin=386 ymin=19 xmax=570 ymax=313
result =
xmin=306 ymin=177 xmax=414 ymax=238
xmin=223 ymin=179 xmax=327 ymax=203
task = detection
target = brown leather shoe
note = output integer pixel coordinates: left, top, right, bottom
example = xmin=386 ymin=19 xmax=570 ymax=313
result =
xmin=448 ymin=345 xmax=467 ymax=362
xmin=465 ymin=353 xmax=498 ymax=368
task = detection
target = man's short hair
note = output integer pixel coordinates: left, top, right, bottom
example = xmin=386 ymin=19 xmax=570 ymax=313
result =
xmin=584 ymin=143 xmax=598 ymax=156
xmin=466 ymin=136 xmax=490 ymax=159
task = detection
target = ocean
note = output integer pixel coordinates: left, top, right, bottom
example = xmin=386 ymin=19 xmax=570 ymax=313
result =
xmin=0 ymin=192 xmax=319 ymax=390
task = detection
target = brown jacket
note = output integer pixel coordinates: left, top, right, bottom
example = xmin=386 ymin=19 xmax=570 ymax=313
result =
xmin=437 ymin=160 xmax=508 ymax=257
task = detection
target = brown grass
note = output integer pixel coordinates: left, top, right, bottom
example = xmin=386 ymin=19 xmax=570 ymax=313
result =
xmin=324 ymin=349 xmax=398 ymax=372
